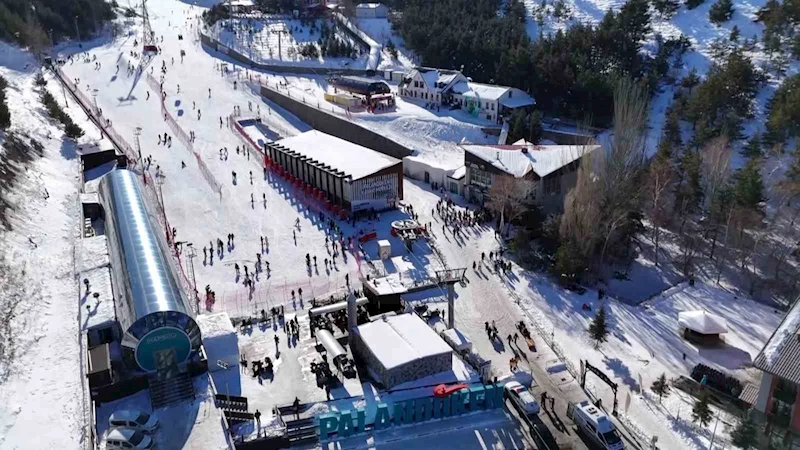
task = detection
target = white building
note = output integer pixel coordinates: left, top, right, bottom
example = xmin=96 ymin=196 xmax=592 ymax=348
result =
xmin=398 ymin=67 xmax=467 ymax=106
xmin=355 ymin=3 xmax=389 ymax=18
xmin=351 ymin=313 xmax=453 ymax=388
xmin=449 ymin=81 xmax=534 ymax=123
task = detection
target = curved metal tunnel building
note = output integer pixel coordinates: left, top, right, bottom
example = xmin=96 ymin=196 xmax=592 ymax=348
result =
xmin=99 ymin=169 xmax=201 ymax=373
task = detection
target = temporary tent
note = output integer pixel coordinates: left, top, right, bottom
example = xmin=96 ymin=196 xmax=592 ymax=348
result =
xmin=678 ymin=310 xmax=728 ymax=344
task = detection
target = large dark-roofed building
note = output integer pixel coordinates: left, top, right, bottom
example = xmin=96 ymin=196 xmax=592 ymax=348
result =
xmin=328 ymin=75 xmax=390 ymax=97
xmin=99 ymin=170 xmax=201 ymax=374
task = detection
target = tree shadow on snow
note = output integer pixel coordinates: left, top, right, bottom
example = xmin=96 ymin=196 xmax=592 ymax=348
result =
xmin=602 ymin=356 xmax=639 ymax=392
xmin=60 ymin=139 xmax=78 ymax=160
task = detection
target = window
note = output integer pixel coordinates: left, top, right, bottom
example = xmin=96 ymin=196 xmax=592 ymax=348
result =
xmin=471 ymin=168 xmax=491 ymax=187
xmin=491 ymin=103 xmax=494 ymax=110
xmin=414 ymin=80 xmax=418 ymax=88
xmin=509 ymin=90 xmax=513 ymax=98
xmin=543 ymin=175 xmax=561 ymax=194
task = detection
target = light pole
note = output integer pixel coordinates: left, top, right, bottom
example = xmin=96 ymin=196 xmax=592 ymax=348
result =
xmin=186 ymin=243 xmax=199 ymax=315
xmin=134 ymin=127 xmax=143 ymax=164
xmin=74 ymin=16 xmax=81 ymax=48
xmin=708 ymin=413 xmax=721 ymax=449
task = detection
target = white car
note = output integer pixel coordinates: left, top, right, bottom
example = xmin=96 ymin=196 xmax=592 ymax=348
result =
xmin=504 ymin=381 xmax=541 ymax=416
xmin=108 ymin=410 xmax=159 ymax=433
xmin=105 ymin=427 xmax=154 ymax=449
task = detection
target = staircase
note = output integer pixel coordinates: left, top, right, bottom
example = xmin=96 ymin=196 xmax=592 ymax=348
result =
xmin=285 ymin=417 xmax=317 ymax=446
xmin=149 ymin=372 xmax=194 ymax=408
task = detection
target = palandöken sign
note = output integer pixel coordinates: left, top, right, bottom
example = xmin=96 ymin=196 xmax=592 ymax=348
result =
xmin=318 ymin=382 xmax=505 ymax=440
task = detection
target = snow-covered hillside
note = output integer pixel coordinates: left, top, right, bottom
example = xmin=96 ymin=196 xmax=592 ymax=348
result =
xmin=355 ymin=18 xmax=418 ymax=70
xmin=0 ymin=42 xmax=97 ymax=450
xmin=525 ymin=0 xmax=800 ymax=157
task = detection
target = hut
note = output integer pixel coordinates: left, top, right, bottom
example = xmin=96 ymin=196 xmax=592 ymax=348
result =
xmin=678 ymin=310 xmax=728 ymax=345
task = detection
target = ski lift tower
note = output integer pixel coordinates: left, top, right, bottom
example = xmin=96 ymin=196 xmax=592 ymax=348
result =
xmin=435 ymin=268 xmax=467 ymax=329
xmin=141 ymin=0 xmax=158 ymax=54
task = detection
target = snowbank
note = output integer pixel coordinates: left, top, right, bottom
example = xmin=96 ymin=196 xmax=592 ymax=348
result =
xmin=197 ymin=312 xmax=240 ymax=371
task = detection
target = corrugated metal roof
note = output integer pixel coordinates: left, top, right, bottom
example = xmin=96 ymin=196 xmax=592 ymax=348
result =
xmin=738 ymin=383 xmax=759 ymax=406
xmin=753 ymin=297 xmax=800 ymax=384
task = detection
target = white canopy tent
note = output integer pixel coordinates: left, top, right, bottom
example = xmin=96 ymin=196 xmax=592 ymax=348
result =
xmin=678 ymin=310 xmax=728 ymax=335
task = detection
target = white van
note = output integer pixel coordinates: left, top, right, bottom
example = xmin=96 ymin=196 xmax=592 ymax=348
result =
xmin=568 ymin=400 xmax=624 ymax=450
xmin=503 ymin=381 xmax=541 ymax=417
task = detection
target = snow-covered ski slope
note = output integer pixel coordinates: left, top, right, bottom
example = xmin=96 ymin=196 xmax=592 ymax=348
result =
xmin=212 ymin=16 xmax=372 ymax=69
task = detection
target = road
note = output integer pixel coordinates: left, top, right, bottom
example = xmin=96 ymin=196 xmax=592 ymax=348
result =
xmin=404 ymin=180 xmax=643 ymax=450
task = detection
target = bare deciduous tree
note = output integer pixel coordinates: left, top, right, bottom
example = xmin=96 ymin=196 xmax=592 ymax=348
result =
xmin=700 ymin=136 xmax=732 ymax=260
xmin=561 ymin=159 xmax=603 ymax=260
xmin=598 ymin=78 xmax=649 ymax=269
xmin=486 ymin=175 xmax=535 ymax=235
xmin=647 ymin=153 xmax=674 ymax=266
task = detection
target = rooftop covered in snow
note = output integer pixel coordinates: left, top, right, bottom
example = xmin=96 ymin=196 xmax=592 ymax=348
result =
xmin=678 ymin=310 xmax=728 ymax=335
xmin=754 ymin=296 xmax=800 ymax=384
xmin=462 ymin=143 xmax=599 ymax=178
xmin=406 ymin=67 xmax=464 ymax=91
xmin=353 ymin=313 xmax=452 ymax=370
xmin=272 ymin=131 xmax=400 ymax=181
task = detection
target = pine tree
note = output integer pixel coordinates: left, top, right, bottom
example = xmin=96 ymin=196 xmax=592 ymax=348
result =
xmin=588 ymin=305 xmax=609 ymax=348
xmin=34 ymin=72 xmax=47 ymax=87
xmin=510 ymin=110 xmax=526 ymax=143
xmin=731 ymin=415 xmax=759 ymax=449
xmin=685 ymin=0 xmax=705 ymax=9
xmin=386 ymin=39 xmax=398 ymax=59
xmin=709 ymin=0 xmax=734 ymax=24
xmin=528 ymin=110 xmax=543 ymax=144
xmin=741 ymin=133 xmax=762 ymax=159
xmin=729 ymin=25 xmax=741 ymax=42
xmin=650 ymin=373 xmax=671 ymax=403
xmin=733 ymin=158 xmax=765 ymax=211
xmin=692 ymin=393 xmax=713 ymax=426
xmin=64 ymin=121 xmax=85 ymax=139
xmin=652 ymin=0 xmax=680 ymax=18
xmin=553 ymin=240 xmax=586 ymax=281
xmin=0 ymin=76 xmax=9 ymax=131
xmin=680 ymin=69 xmax=700 ymax=91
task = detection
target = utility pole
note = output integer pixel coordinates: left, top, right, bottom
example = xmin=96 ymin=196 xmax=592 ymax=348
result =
xmin=708 ymin=413 xmax=720 ymax=450
xmin=92 ymin=89 xmax=99 ymax=115
xmin=186 ymin=243 xmax=199 ymax=315
xmin=134 ymin=127 xmax=143 ymax=164
xmin=74 ymin=16 xmax=81 ymax=48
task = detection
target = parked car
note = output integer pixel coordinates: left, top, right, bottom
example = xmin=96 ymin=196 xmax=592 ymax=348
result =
xmin=104 ymin=427 xmax=154 ymax=449
xmin=108 ymin=410 xmax=159 ymax=433
xmin=503 ymin=381 xmax=540 ymax=416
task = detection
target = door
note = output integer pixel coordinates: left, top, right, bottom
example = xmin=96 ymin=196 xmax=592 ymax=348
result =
xmin=154 ymin=347 xmax=178 ymax=380
xmin=424 ymin=171 xmax=430 ymax=183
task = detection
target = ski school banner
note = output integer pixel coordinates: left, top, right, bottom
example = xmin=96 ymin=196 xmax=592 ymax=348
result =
xmin=318 ymin=383 xmax=505 ymax=440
